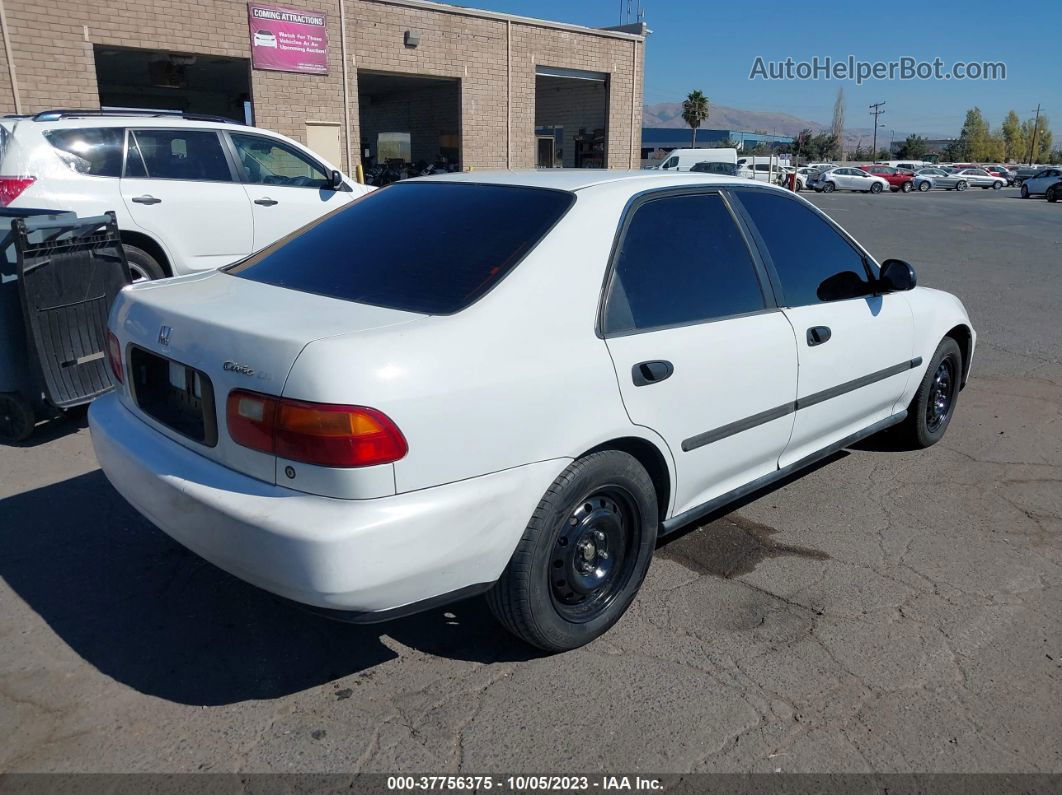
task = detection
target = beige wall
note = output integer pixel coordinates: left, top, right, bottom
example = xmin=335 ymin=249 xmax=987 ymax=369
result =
xmin=0 ymin=0 xmax=644 ymax=171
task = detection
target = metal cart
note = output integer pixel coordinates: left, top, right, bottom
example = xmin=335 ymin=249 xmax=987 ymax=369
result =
xmin=0 ymin=209 xmax=130 ymax=442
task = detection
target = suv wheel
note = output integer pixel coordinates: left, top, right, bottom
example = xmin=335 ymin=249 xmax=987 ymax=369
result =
xmin=486 ymin=451 xmax=658 ymax=652
xmin=894 ymin=338 xmax=963 ymax=449
xmin=122 ymin=244 xmax=167 ymax=282
xmin=1020 ymin=184 xmax=1030 ymax=199
xmin=1048 ymin=185 xmax=1059 ymax=203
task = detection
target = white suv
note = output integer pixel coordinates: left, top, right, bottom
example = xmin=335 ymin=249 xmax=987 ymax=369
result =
xmin=0 ymin=110 xmax=371 ymax=280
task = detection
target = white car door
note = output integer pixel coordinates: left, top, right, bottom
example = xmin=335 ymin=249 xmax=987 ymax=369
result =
xmin=120 ymin=128 xmax=254 ymax=273
xmin=227 ymin=132 xmax=355 ymax=250
xmin=732 ymin=189 xmax=916 ymax=467
xmin=601 ymin=190 xmax=799 ymax=517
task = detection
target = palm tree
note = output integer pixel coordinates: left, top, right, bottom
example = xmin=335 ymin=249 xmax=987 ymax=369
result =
xmin=682 ymin=90 xmax=710 ymax=146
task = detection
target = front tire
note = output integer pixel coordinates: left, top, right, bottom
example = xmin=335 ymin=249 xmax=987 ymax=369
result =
xmin=901 ymin=181 xmax=913 ymax=193
xmin=487 ymin=451 xmax=658 ymax=652
xmin=1048 ymin=185 xmax=1059 ymax=203
xmin=918 ymin=181 xmax=931 ymax=192
xmin=895 ymin=338 xmax=963 ymax=449
xmin=870 ymin=182 xmax=883 ymax=194
xmin=992 ymin=181 xmax=1003 ymax=190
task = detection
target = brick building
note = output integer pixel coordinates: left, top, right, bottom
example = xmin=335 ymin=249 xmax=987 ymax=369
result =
xmin=0 ymin=0 xmax=646 ymax=172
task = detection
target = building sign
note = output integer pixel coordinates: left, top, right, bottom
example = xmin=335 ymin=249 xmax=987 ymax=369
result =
xmin=247 ymin=3 xmax=328 ymax=74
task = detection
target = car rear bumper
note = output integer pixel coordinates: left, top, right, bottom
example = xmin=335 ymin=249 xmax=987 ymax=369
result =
xmin=89 ymin=392 xmax=568 ymax=615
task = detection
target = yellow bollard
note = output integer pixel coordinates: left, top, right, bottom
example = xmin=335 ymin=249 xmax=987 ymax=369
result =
xmin=355 ymin=163 xmax=365 ymax=184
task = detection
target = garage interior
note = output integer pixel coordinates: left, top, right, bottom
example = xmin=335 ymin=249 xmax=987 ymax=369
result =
xmin=357 ymin=71 xmax=461 ymax=172
xmin=94 ymin=46 xmax=252 ymax=123
xmin=534 ymin=67 xmax=608 ymax=168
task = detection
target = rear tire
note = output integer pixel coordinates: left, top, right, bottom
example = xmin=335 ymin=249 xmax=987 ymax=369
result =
xmin=486 ymin=451 xmax=658 ymax=652
xmin=894 ymin=338 xmax=963 ymax=449
xmin=901 ymin=181 xmax=913 ymax=193
xmin=823 ymin=181 xmax=836 ymax=193
xmin=1020 ymin=184 xmax=1030 ymax=199
xmin=0 ymin=393 xmax=35 ymax=443
xmin=122 ymin=243 xmax=166 ymax=282
xmin=956 ymin=181 xmax=968 ymax=191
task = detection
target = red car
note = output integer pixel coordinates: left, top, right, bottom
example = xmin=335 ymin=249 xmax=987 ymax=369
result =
xmin=860 ymin=165 xmax=915 ymax=192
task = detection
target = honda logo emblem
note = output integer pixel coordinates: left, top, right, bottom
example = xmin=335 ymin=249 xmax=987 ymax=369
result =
xmin=158 ymin=325 xmax=172 ymax=346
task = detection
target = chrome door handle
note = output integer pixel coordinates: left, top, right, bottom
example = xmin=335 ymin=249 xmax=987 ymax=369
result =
xmin=131 ymin=195 xmax=162 ymax=205
xmin=254 ymin=197 xmax=279 ymax=206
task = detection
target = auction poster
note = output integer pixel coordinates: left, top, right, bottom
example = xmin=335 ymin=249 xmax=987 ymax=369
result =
xmin=248 ymin=3 xmax=329 ymax=74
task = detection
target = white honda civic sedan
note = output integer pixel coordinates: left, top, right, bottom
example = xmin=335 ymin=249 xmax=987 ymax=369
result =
xmin=91 ymin=170 xmax=975 ymax=651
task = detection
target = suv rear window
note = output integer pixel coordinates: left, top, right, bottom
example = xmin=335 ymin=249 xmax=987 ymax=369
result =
xmin=44 ymin=128 xmax=125 ymax=177
xmin=227 ymin=182 xmax=575 ymax=314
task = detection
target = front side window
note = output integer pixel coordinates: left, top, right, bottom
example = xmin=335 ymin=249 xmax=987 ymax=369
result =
xmin=661 ymin=156 xmax=678 ymax=170
xmin=44 ymin=127 xmax=125 ymax=177
xmin=734 ymin=190 xmax=871 ymax=307
xmin=230 ymin=133 xmax=331 ymax=188
xmin=228 ymin=182 xmax=574 ymax=314
xmin=604 ymin=193 xmax=766 ymax=335
xmin=127 ymin=130 xmax=232 ymax=182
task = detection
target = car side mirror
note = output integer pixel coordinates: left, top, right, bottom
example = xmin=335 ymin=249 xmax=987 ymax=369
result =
xmin=879 ymin=258 xmax=917 ymax=292
xmin=330 ymin=169 xmax=343 ymax=190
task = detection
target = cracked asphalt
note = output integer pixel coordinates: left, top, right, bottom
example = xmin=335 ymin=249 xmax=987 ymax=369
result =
xmin=1 ymin=188 xmax=1059 ymax=773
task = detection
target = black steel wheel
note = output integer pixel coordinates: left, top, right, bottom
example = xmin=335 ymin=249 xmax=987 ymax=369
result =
xmin=487 ymin=450 xmax=658 ymax=652
xmin=893 ymin=337 xmax=963 ymax=449
xmin=549 ymin=487 xmax=642 ymax=623
xmin=0 ymin=392 xmax=35 ymax=443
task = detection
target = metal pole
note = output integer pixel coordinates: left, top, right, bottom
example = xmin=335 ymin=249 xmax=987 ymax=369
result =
xmin=338 ymin=0 xmax=352 ymax=173
xmin=0 ymin=0 xmax=22 ymax=115
xmin=1027 ymin=104 xmax=1041 ymax=166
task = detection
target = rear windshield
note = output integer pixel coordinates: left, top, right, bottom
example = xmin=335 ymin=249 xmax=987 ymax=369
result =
xmin=227 ymin=182 xmax=574 ymax=314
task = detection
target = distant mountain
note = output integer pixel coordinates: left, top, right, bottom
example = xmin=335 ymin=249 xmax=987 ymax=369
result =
xmin=643 ymin=101 xmax=932 ymax=150
xmin=643 ymin=102 xmax=827 ymax=136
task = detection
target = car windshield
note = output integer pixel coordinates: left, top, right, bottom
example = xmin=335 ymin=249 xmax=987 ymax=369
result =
xmin=227 ymin=182 xmax=575 ymax=314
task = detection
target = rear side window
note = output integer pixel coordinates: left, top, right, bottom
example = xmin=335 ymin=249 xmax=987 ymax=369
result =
xmin=227 ymin=182 xmax=574 ymax=314
xmin=604 ymin=193 xmax=765 ymax=335
xmin=734 ymin=190 xmax=871 ymax=307
xmin=43 ymin=128 xmax=125 ymax=177
xmin=127 ymin=129 xmax=232 ymax=182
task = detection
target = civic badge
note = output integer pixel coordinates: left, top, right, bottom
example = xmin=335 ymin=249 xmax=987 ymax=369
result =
xmin=158 ymin=325 xmax=172 ymax=346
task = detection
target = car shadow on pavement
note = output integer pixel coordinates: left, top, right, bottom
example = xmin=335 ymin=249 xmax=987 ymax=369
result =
xmin=0 ymin=470 xmax=539 ymax=707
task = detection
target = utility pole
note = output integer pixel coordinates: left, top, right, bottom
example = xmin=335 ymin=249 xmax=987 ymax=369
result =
xmin=869 ymin=101 xmax=886 ymax=157
xmin=1027 ymin=104 xmax=1041 ymax=166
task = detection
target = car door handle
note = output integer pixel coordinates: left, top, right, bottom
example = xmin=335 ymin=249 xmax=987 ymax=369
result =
xmin=806 ymin=326 xmax=832 ymax=346
xmin=632 ymin=360 xmax=674 ymax=386
xmin=254 ymin=197 xmax=279 ymax=206
xmin=131 ymin=195 xmax=161 ymax=205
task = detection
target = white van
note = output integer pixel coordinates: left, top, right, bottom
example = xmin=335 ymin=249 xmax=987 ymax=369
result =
xmin=656 ymin=147 xmax=738 ymax=172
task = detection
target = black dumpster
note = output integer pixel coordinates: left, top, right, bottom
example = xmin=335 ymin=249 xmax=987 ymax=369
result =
xmin=0 ymin=209 xmax=130 ymax=442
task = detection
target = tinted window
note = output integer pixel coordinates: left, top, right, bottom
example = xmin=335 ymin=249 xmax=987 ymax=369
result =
xmin=604 ymin=193 xmax=765 ymax=334
xmin=44 ymin=127 xmax=125 ymax=177
xmin=735 ymin=190 xmax=870 ymax=307
xmin=129 ymin=129 xmax=231 ymax=181
xmin=228 ymin=182 xmax=573 ymax=314
xmin=230 ymin=133 xmax=330 ymax=188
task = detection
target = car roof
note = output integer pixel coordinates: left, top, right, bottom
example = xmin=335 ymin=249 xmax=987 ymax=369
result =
xmin=414 ymin=169 xmax=777 ymax=193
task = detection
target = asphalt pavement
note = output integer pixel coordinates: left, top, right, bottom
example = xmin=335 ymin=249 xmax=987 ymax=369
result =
xmin=0 ymin=186 xmax=1059 ymax=774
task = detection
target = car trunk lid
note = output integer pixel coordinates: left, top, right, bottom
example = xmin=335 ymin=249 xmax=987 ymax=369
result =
xmin=111 ymin=270 xmax=423 ymax=484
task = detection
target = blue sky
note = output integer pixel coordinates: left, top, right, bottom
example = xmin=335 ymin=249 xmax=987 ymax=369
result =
xmin=464 ymin=0 xmax=1058 ymax=135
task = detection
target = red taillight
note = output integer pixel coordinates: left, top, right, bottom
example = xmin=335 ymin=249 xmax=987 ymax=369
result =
xmin=0 ymin=176 xmax=35 ymax=206
xmin=226 ymin=390 xmax=407 ymax=468
xmin=105 ymin=330 xmax=123 ymax=384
